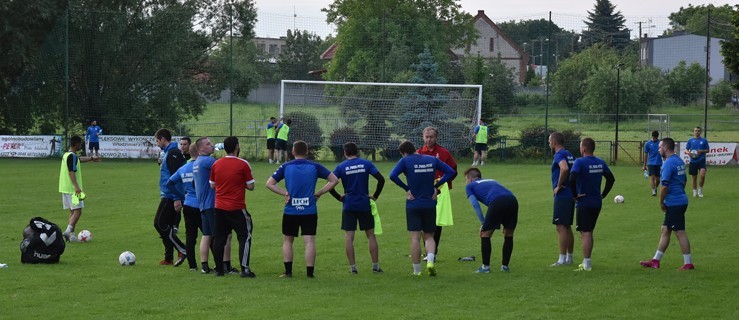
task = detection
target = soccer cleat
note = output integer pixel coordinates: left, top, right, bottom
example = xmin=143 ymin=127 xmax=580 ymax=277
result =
xmin=240 ymin=270 xmax=257 ymax=278
xmin=412 ymin=272 xmax=422 ymax=277
xmin=307 ymin=274 xmax=315 ymax=278
xmin=62 ymin=232 xmax=71 ymax=242
xmin=174 ymin=253 xmax=187 ymax=267
xmin=201 ymin=267 xmax=212 ymax=274
xmin=678 ymin=263 xmax=695 ymax=270
xmin=421 ymin=255 xmax=428 ymax=262
xmin=189 ymin=268 xmax=198 ymax=272
xmin=372 ymin=268 xmax=384 ymax=274
xmin=501 ymin=265 xmax=510 ymax=272
xmin=215 ymin=271 xmax=225 ymax=277
xmin=279 ymin=272 xmax=292 ymax=278
xmin=472 ymin=161 xmax=478 ymax=166
xmin=698 ymin=191 xmax=704 ymax=198
xmin=268 ymin=159 xmax=273 ymax=164
xmin=426 ymin=261 xmax=437 ymax=276
xmin=692 ymin=190 xmax=697 ymax=197
xmin=575 ymin=263 xmax=592 ymax=271
xmin=639 ymin=259 xmax=660 ymax=269
xmin=350 ymin=270 xmax=358 ymax=275
xmin=159 ymin=259 xmax=173 ymax=266
xmin=227 ymin=267 xmax=240 ymax=275
xmin=651 ymin=192 xmax=657 ymax=197
xmin=67 ymin=234 xmax=78 ymax=242
xmin=550 ymin=261 xmax=566 ymax=267
xmin=481 ymin=161 xmax=485 ymax=166
xmin=475 ymin=267 xmax=491 ymax=273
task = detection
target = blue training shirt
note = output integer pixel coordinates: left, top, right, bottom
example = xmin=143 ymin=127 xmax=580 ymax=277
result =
xmin=85 ymin=125 xmax=102 ymax=143
xmin=466 ymin=179 xmax=515 ymax=223
xmin=571 ymin=156 xmax=612 ymax=208
xmin=167 ymin=160 xmax=198 ymax=208
xmin=389 ymin=154 xmax=455 ymax=209
xmin=333 ymin=158 xmax=379 ymax=213
xmin=271 ymin=159 xmax=332 ymax=215
xmin=643 ymin=139 xmax=663 ymax=166
xmin=193 ymin=155 xmax=216 ymax=211
xmin=686 ymin=137 xmax=709 ymax=163
xmin=551 ymin=149 xmax=575 ymax=200
xmin=661 ymin=154 xmax=688 ymax=206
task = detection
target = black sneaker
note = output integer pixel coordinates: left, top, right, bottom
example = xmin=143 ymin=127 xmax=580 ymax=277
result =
xmin=307 ymin=274 xmax=315 ymax=278
xmin=201 ymin=267 xmax=212 ymax=274
xmin=227 ymin=267 xmax=239 ymax=275
xmin=372 ymin=268 xmax=384 ymax=274
xmin=240 ymin=270 xmax=257 ymax=278
xmin=215 ymin=271 xmax=225 ymax=277
xmin=174 ymin=253 xmax=187 ymax=267
xmin=351 ymin=270 xmax=358 ymax=275
xmin=279 ymin=272 xmax=292 ymax=278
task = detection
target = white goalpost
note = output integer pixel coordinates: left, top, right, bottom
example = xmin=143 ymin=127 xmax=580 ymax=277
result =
xmin=647 ymin=113 xmax=670 ymax=138
xmin=279 ymin=80 xmax=482 ymax=157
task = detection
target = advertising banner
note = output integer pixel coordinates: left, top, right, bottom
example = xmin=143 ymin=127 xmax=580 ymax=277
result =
xmin=0 ymin=135 xmax=62 ymax=158
xmin=678 ymin=142 xmax=737 ymax=166
xmin=97 ymin=135 xmax=166 ymax=159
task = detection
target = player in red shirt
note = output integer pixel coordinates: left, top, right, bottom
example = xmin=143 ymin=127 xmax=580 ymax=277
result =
xmin=209 ymin=136 xmax=256 ymax=278
xmin=417 ymin=126 xmax=458 ymax=260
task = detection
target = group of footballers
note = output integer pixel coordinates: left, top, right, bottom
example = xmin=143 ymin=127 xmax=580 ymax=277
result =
xmin=58 ymin=117 xmax=708 ymax=277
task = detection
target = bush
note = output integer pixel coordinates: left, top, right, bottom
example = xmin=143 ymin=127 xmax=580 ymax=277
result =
xmin=519 ymin=126 xmax=582 ymax=154
xmin=284 ymin=111 xmax=323 ymax=159
xmin=710 ymin=80 xmax=734 ymax=108
xmin=328 ymin=126 xmax=361 ymax=161
xmin=514 ymin=93 xmax=545 ymax=108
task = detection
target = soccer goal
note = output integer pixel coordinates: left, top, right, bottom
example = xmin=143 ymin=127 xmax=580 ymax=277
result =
xmin=279 ymin=80 xmax=482 ymax=156
xmin=647 ymin=113 xmax=670 ymax=138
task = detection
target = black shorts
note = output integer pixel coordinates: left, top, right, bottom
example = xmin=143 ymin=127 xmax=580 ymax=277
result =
xmin=482 ymin=195 xmax=518 ymax=231
xmin=342 ymin=210 xmax=374 ymax=231
xmin=647 ymin=165 xmax=661 ymax=177
xmin=663 ymin=204 xmax=688 ymax=231
xmin=200 ymin=209 xmax=215 ymax=236
xmin=552 ymin=197 xmax=575 ymax=225
xmin=89 ymin=142 xmax=99 ymax=151
xmin=689 ymin=160 xmax=706 ymax=175
xmin=276 ymin=139 xmax=288 ymax=151
xmin=576 ymin=206 xmax=602 ymax=232
xmin=267 ymin=138 xmax=276 ymax=150
xmin=406 ymin=207 xmax=437 ymax=233
xmin=475 ymin=143 xmax=487 ymax=152
xmin=282 ymin=214 xmax=318 ymax=236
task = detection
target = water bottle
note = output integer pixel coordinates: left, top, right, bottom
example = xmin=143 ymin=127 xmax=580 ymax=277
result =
xmin=643 ymin=169 xmax=648 ymax=179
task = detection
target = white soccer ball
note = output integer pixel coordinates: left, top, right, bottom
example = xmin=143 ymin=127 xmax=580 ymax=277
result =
xmin=689 ymin=149 xmax=699 ymax=159
xmin=119 ymin=251 xmax=136 ymax=266
xmin=614 ymin=195 xmax=625 ymax=203
xmin=77 ymin=230 xmax=92 ymax=242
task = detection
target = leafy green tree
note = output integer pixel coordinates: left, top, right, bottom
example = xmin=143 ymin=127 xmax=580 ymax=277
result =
xmin=709 ymin=80 xmax=734 ymax=108
xmin=208 ymin=37 xmax=261 ymax=99
xmin=665 ymin=61 xmax=708 ymax=105
xmin=667 ymin=4 xmax=735 ymax=39
xmin=582 ymin=0 xmax=630 ymax=50
xmin=277 ymin=29 xmax=324 ymax=80
xmin=719 ymin=5 xmax=739 ymax=90
xmin=323 ymin=0 xmax=476 ymax=82
xmin=580 ymin=66 xmax=666 ymax=114
xmin=552 ymin=44 xmax=622 ymax=110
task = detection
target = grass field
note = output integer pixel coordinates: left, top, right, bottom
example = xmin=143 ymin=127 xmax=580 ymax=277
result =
xmin=1 ymin=158 xmax=737 ymax=319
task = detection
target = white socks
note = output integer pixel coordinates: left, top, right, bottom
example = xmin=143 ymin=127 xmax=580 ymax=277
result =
xmin=65 ymin=225 xmax=74 ymax=234
xmin=583 ymin=258 xmax=592 ymax=268
xmin=558 ymin=254 xmax=566 ymax=264
xmin=683 ymin=254 xmax=692 ymax=264
xmin=566 ymin=253 xmax=573 ymax=263
xmin=412 ymin=263 xmax=422 ymax=274
xmin=426 ymin=253 xmax=436 ymax=263
xmin=653 ymin=250 xmax=664 ymax=261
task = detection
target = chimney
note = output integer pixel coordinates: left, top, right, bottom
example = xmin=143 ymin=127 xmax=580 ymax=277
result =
xmin=478 ymin=10 xmax=484 ymax=16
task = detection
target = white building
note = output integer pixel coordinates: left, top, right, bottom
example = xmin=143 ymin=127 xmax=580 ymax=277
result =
xmin=640 ymin=32 xmax=734 ymax=85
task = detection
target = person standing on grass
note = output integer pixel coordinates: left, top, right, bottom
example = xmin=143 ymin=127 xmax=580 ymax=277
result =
xmin=166 ymin=143 xmax=202 ymax=271
xmin=85 ymin=120 xmax=102 ymax=159
xmin=153 ymin=128 xmax=188 ymax=267
xmin=210 ymin=137 xmax=257 ymax=278
xmin=684 ymin=127 xmax=709 ymax=198
xmin=266 ymin=140 xmax=339 ymax=278
xmin=643 ymin=131 xmax=662 ymax=197
xmin=569 ymin=137 xmax=615 ymax=272
xmin=548 ymin=132 xmax=575 ymax=267
xmin=179 ymin=137 xmax=192 ymax=161
xmin=329 ymin=142 xmax=386 ymax=274
xmin=463 ymin=168 xmax=518 ymax=273
xmin=417 ymin=126 xmax=457 ymax=262
xmin=640 ymin=137 xmax=694 ymax=270
xmin=389 ymin=141 xmax=455 ymax=276
xmin=472 ymin=120 xmax=489 ymax=166
xmin=266 ymin=117 xmax=278 ymax=164
xmin=275 ymin=118 xmax=291 ymax=165
xmin=59 ymin=135 xmax=99 ymax=242
xmin=193 ymin=137 xmax=238 ymax=274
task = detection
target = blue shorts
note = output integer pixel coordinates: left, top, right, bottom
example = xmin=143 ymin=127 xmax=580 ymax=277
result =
xmin=482 ymin=195 xmax=518 ymax=231
xmin=406 ymin=207 xmax=436 ymax=233
xmin=647 ymin=165 xmax=661 ymax=177
xmin=200 ymin=209 xmax=215 ymax=236
xmin=553 ymin=197 xmax=575 ymax=225
xmin=576 ymin=206 xmax=601 ymax=232
xmin=663 ymin=204 xmax=688 ymax=231
xmin=689 ymin=160 xmax=706 ymax=175
xmin=342 ymin=210 xmax=374 ymax=231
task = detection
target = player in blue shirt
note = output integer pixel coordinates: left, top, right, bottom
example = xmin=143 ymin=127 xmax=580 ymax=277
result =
xmin=166 ymin=143 xmax=202 ymax=270
xmin=153 ymin=129 xmax=187 ymax=267
xmin=464 ymin=168 xmax=518 ymax=273
xmin=389 ymin=141 xmax=455 ymax=276
xmin=643 ymin=131 xmax=663 ymax=196
xmin=640 ymin=137 xmax=694 ymax=270
xmin=267 ymin=140 xmax=339 ymax=278
xmin=569 ymin=137 xmax=615 ymax=271
xmin=329 ymin=142 xmax=386 ymax=274
xmin=684 ymin=127 xmax=709 ymax=198
xmin=549 ymin=132 xmax=575 ymax=267
xmin=85 ymin=120 xmax=102 ymax=159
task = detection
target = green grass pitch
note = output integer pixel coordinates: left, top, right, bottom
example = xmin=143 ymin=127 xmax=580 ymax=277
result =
xmin=0 ymin=158 xmax=737 ymax=319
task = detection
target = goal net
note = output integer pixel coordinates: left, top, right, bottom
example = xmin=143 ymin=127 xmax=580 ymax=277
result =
xmin=279 ymin=80 xmax=482 ymax=158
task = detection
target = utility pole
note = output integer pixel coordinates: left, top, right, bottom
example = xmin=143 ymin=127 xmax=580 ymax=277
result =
xmin=704 ymin=8 xmax=711 ymax=138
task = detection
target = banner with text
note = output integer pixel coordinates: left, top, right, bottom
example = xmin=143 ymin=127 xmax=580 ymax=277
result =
xmin=678 ymin=142 xmax=737 ymax=166
xmin=97 ymin=135 xmax=177 ymax=159
xmin=0 ymin=135 xmax=62 ymax=158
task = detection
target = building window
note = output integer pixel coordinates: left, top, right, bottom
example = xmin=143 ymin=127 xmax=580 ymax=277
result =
xmin=257 ymin=43 xmax=266 ymax=54
xmin=489 ymin=38 xmax=494 ymax=52
xmin=269 ymin=44 xmax=278 ymax=56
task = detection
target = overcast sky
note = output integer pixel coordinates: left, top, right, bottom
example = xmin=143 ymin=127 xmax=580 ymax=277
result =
xmin=252 ymin=0 xmax=736 ymax=38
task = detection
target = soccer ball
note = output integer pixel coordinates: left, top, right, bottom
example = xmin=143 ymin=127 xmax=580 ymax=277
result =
xmin=614 ymin=195 xmax=625 ymax=203
xmin=119 ymin=251 xmax=136 ymax=266
xmin=690 ymin=149 xmax=699 ymax=159
xmin=77 ymin=230 xmax=92 ymax=242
